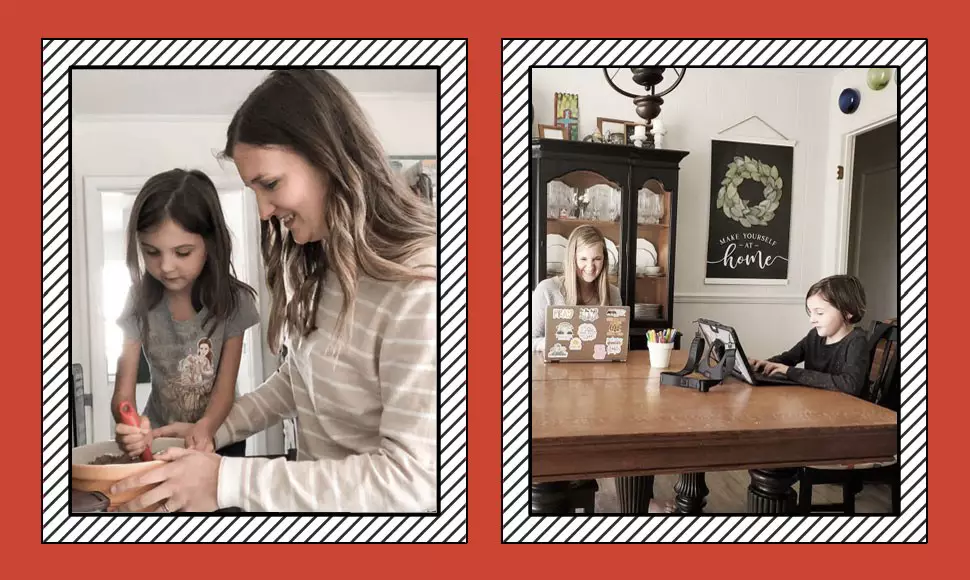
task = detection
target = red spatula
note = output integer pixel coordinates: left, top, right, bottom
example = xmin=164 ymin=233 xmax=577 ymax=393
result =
xmin=118 ymin=401 xmax=154 ymax=462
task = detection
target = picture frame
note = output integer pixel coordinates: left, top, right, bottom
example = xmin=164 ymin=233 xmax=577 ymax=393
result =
xmin=553 ymin=92 xmax=580 ymax=140
xmin=538 ymin=124 xmax=567 ymax=140
xmin=597 ymin=116 xmax=635 ymax=146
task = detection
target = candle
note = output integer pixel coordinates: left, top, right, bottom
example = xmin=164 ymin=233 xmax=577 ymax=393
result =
xmin=634 ymin=124 xmax=646 ymax=139
xmin=652 ymin=118 xmax=666 ymax=149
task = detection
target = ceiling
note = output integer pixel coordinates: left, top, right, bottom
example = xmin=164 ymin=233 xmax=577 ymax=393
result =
xmin=71 ymin=69 xmax=437 ymax=116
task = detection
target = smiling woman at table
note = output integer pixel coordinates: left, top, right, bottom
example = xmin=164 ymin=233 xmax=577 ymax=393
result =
xmin=532 ymin=225 xmax=621 ymax=351
xmin=530 ymin=224 xmax=664 ymax=513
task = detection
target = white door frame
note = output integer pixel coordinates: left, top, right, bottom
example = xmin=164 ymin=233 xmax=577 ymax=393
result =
xmin=81 ymin=175 xmax=266 ymax=453
xmin=834 ymin=114 xmax=898 ymax=274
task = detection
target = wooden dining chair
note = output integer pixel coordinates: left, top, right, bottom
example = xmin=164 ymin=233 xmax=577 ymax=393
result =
xmin=798 ymin=320 xmax=900 ymax=515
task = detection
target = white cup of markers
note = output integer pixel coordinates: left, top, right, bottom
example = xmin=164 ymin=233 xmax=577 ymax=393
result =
xmin=647 ymin=329 xmax=678 ymax=368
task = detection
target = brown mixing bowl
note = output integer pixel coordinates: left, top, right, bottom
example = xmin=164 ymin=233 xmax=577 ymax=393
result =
xmin=71 ymin=438 xmax=185 ymax=512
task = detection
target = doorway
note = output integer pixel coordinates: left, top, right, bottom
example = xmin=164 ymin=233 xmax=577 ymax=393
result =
xmin=845 ymin=121 xmax=898 ymax=329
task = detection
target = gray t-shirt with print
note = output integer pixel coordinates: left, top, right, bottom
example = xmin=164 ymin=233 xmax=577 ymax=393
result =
xmin=118 ymin=287 xmax=260 ymax=428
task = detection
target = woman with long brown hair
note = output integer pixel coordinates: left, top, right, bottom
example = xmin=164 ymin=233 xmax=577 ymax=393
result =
xmin=113 ymin=70 xmax=438 ymax=513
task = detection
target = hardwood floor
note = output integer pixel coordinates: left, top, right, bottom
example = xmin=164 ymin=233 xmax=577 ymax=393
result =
xmin=594 ymin=471 xmax=893 ymax=514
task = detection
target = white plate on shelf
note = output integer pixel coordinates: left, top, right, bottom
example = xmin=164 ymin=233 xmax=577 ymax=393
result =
xmin=636 ymin=238 xmax=658 ymax=273
xmin=605 ymin=238 xmax=620 ymax=274
xmin=547 ymin=234 xmax=567 ymax=274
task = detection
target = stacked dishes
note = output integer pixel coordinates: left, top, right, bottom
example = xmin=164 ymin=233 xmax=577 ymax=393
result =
xmin=634 ymin=303 xmax=662 ymax=320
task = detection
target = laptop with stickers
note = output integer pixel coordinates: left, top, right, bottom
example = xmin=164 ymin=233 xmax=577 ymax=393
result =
xmin=543 ymin=305 xmax=631 ymax=363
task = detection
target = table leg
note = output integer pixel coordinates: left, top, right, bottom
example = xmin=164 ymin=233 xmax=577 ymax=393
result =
xmin=747 ymin=468 xmax=798 ymax=514
xmin=674 ymin=472 xmax=709 ymax=514
xmin=531 ymin=482 xmax=571 ymax=514
xmin=615 ymin=475 xmax=654 ymax=513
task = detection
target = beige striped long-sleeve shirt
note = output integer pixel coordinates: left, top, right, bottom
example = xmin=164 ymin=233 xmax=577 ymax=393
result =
xmin=213 ymin=247 xmax=437 ymax=512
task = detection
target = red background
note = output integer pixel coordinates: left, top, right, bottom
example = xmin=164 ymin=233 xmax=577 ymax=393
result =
xmin=1 ymin=0 xmax=955 ymax=574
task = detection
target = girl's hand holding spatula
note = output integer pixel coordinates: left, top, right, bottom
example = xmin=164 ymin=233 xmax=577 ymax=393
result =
xmin=116 ymin=418 xmax=153 ymax=458
xmin=115 ymin=401 xmax=154 ymax=460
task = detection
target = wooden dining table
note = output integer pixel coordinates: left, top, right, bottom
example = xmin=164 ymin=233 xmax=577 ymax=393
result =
xmin=531 ymin=350 xmax=898 ymax=514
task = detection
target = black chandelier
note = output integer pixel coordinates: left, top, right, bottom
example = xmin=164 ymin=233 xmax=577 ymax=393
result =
xmin=603 ymin=68 xmax=686 ymax=148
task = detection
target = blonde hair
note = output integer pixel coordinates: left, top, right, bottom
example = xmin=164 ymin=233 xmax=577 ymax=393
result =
xmin=560 ymin=225 xmax=610 ymax=306
xmin=225 ymin=70 xmax=436 ymax=355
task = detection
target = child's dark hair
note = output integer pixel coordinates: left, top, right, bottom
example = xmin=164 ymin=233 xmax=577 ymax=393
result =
xmin=125 ymin=169 xmax=256 ymax=341
xmin=806 ymin=275 xmax=867 ymax=324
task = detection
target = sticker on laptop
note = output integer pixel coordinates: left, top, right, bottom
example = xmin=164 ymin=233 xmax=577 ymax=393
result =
xmin=606 ymin=308 xmax=627 ymax=318
xmin=548 ymin=343 xmax=569 ymax=359
xmin=578 ymin=323 xmax=597 ymax=341
xmin=593 ymin=344 xmax=607 ymax=360
xmin=569 ymin=337 xmax=583 ymax=350
xmin=555 ymin=322 xmax=574 ymax=341
xmin=606 ymin=337 xmax=623 ymax=355
xmin=607 ymin=319 xmax=624 ymax=336
xmin=579 ymin=308 xmax=600 ymax=322
xmin=553 ymin=308 xmax=574 ymax=320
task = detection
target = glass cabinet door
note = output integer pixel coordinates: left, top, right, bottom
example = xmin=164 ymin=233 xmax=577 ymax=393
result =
xmin=544 ymin=170 xmax=624 ymax=294
xmin=632 ymin=178 xmax=671 ymax=322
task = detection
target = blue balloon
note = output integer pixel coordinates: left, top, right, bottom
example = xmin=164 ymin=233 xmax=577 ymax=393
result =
xmin=839 ymin=88 xmax=861 ymax=114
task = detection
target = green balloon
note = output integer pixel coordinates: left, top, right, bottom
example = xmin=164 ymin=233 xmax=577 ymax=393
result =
xmin=867 ymin=68 xmax=893 ymax=91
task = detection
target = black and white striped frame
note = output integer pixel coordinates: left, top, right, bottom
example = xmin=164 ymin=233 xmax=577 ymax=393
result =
xmin=501 ymin=39 xmax=926 ymax=542
xmin=43 ymin=39 xmax=467 ymax=542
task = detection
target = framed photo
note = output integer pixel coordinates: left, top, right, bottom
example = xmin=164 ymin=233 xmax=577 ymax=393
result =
xmin=538 ymin=124 xmax=567 ymax=140
xmin=597 ymin=117 xmax=632 ymax=145
xmin=553 ymin=92 xmax=580 ymax=140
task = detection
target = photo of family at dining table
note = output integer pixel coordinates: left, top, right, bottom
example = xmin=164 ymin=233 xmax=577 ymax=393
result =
xmin=69 ymin=68 xmax=443 ymax=514
xmin=526 ymin=65 xmax=902 ymax=516
xmin=531 ymin=224 xmax=897 ymax=515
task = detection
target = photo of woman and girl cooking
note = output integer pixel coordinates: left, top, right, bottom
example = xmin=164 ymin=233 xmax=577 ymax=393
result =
xmin=70 ymin=69 xmax=440 ymax=513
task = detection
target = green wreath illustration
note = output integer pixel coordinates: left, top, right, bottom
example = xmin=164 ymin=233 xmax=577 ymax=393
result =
xmin=716 ymin=156 xmax=783 ymax=228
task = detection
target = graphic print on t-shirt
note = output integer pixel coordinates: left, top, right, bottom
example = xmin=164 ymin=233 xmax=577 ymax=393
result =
xmin=161 ymin=337 xmax=216 ymax=422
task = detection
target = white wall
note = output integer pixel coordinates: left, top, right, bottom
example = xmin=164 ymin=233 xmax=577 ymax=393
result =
xmin=532 ymin=68 xmax=839 ymax=359
xmin=822 ymin=68 xmax=900 ymax=276
xmin=72 ymin=94 xmax=437 ymax=447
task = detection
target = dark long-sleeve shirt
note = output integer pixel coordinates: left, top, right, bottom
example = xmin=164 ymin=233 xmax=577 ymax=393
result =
xmin=768 ymin=328 xmax=869 ymax=397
